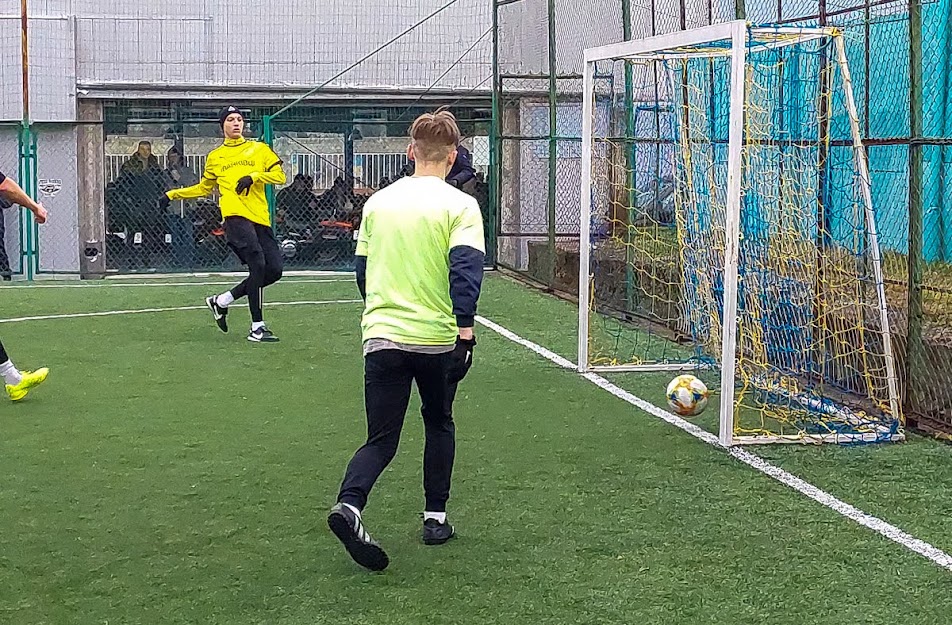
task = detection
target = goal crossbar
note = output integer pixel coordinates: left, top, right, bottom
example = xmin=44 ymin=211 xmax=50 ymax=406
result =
xmin=584 ymin=20 xmax=838 ymax=63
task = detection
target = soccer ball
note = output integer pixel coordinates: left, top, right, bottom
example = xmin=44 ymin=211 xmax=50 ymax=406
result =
xmin=666 ymin=374 xmax=710 ymax=417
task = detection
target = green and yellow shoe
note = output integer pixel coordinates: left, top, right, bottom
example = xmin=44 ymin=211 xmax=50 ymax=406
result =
xmin=6 ymin=367 xmax=50 ymax=401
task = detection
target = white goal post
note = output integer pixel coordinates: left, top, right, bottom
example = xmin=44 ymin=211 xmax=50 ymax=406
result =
xmin=577 ymin=21 xmax=902 ymax=446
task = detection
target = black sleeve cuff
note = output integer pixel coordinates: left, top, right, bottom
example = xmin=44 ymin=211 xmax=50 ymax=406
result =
xmin=456 ymin=315 xmax=475 ymax=328
xmin=355 ymin=255 xmax=367 ymax=300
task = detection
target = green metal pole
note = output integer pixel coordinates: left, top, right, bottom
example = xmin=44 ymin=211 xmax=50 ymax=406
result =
xmin=546 ymin=0 xmax=558 ymax=287
xmin=622 ymin=0 xmax=636 ymax=311
xmin=907 ymin=0 xmax=924 ymax=415
xmin=18 ymin=124 xmax=34 ymax=281
xmin=29 ymin=129 xmax=38 ymax=275
xmin=262 ymin=114 xmax=276 ymax=225
xmin=489 ymin=0 xmax=501 ymax=267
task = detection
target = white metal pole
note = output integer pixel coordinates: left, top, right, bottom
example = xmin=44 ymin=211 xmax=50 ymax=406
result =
xmin=833 ymin=33 xmax=903 ymax=423
xmin=717 ymin=21 xmax=749 ymax=447
xmin=578 ymin=58 xmax=596 ymax=373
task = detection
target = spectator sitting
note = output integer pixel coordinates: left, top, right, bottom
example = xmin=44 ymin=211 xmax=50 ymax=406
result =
xmin=121 ymin=141 xmax=161 ymax=176
xmin=276 ymin=174 xmax=318 ymax=226
xmin=164 ymin=146 xmax=198 ymax=215
xmin=165 ymin=146 xmax=198 ymax=188
xmin=315 ymin=177 xmax=352 ymax=222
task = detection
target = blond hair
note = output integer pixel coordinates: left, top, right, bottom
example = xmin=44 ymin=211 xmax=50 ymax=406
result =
xmin=410 ymin=109 xmax=461 ymax=163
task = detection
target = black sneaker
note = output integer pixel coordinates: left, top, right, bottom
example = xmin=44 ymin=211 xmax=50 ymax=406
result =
xmin=205 ymin=296 xmax=228 ymax=333
xmin=422 ymin=518 xmax=455 ymax=545
xmin=327 ymin=503 xmax=389 ymax=571
xmin=248 ymin=326 xmax=279 ymax=343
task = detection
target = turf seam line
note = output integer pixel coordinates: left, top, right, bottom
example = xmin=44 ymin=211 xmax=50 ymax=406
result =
xmin=0 ymin=279 xmax=348 ymax=290
xmin=0 ymin=300 xmax=361 ymax=324
xmin=475 ymin=314 xmax=952 ymax=574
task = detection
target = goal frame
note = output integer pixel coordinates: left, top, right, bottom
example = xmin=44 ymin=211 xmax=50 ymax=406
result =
xmin=577 ymin=20 xmax=902 ymax=446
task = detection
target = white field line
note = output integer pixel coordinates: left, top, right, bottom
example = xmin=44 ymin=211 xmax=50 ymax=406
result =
xmin=0 ymin=279 xmax=348 ymax=290
xmin=475 ymin=315 xmax=952 ymax=573
xmin=0 ymin=300 xmax=361 ymax=324
xmin=99 ymin=270 xmax=351 ymax=280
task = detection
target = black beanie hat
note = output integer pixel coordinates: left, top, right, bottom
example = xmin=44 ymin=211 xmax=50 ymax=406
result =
xmin=218 ymin=105 xmax=243 ymax=127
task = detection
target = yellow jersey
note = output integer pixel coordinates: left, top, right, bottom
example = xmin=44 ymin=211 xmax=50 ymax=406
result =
xmin=167 ymin=138 xmax=286 ymax=227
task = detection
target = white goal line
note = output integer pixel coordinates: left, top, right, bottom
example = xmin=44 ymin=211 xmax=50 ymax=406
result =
xmin=476 ymin=314 xmax=952 ymax=574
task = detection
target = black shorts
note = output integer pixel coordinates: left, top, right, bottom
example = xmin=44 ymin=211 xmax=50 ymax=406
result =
xmin=223 ymin=216 xmax=279 ymax=265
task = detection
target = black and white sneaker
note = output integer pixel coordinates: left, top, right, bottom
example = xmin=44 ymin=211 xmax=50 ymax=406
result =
xmin=205 ymin=296 xmax=228 ymax=333
xmin=248 ymin=326 xmax=279 ymax=343
xmin=327 ymin=503 xmax=390 ymax=571
xmin=422 ymin=518 xmax=456 ymax=545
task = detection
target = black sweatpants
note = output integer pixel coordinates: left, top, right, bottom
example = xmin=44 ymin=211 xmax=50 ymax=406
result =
xmin=0 ymin=211 xmax=11 ymax=276
xmin=0 ymin=339 xmax=7 ymax=363
xmin=337 ymin=349 xmax=459 ymax=513
xmin=224 ymin=217 xmax=283 ymax=323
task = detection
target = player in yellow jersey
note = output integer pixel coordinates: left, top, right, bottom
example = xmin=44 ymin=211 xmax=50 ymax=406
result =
xmin=161 ymin=106 xmax=287 ymax=342
xmin=0 ymin=171 xmax=50 ymax=400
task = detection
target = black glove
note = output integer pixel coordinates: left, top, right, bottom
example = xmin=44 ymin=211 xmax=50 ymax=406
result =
xmin=447 ymin=336 xmax=476 ymax=384
xmin=158 ymin=194 xmax=171 ymax=211
xmin=235 ymin=176 xmax=254 ymax=195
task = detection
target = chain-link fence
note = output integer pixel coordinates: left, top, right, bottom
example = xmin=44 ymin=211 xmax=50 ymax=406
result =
xmin=494 ymin=0 xmax=717 ymax=288
xmin=0 ymin=1 xmax=496 ymax=279
xmin=101 ymin=101 xmax=492 ymax=274
xmin=0 ymin=10 xmax=30 ymax=280
xmin=0 ymin=6 xmax=81 ymax=280
xmin=34 ymin=125 xmax=81 ymax=276
xmin=0 ymin=124 xmax=80 ymax=280
xmin=0 ymin=124 xmax=22 ymax=280
xmin=103 ymin=102 xmax=256 ymax=273
xmin=269 ymin=105 xmax=492 ymax=271
xmin=493 ymin=0 xmax=952 ymax=434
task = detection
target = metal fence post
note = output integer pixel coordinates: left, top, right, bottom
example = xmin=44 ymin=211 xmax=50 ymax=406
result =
xmin=547 ymin=0 xmax=558 ymax=288
xmin=263 ymin=114 xmax=276 ymax=225
xmin=17 ymin=123 xmax=36 ymax=281
xmin=907 ymin=0 xmax=925 ymax=415
xmin=489 ymin=0 xmax=501 ymax=267
xmin=18 ymin=0 xmax=36 ymax=281
xmin=622 ymin=0 xmax=636 ymax=310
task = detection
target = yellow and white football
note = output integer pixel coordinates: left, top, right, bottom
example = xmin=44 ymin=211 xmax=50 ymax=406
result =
xmin=665 ymin=374 xmax=710 ymax=417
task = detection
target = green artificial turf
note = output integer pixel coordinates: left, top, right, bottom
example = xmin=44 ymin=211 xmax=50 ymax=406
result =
xmin=0 ymin=274 xmax=949 ymax=624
